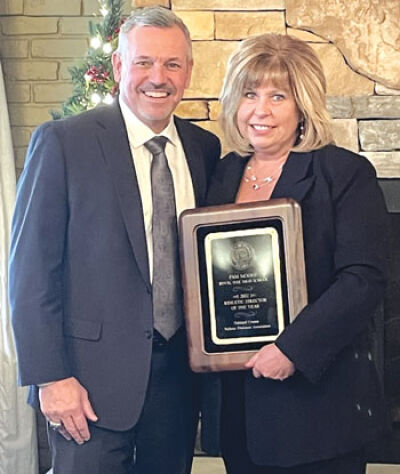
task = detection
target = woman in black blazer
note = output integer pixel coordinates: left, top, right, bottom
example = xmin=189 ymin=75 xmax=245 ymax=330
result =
xmin=207 ymin=33 xmax=388 ymax=474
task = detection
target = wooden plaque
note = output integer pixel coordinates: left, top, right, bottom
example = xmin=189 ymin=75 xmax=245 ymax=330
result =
xmin=179 ymin=198 xmax=308 ymax=372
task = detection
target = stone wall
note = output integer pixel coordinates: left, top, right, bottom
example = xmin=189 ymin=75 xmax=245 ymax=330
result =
xmin=0 ymin=0 xmax=399 ymax=177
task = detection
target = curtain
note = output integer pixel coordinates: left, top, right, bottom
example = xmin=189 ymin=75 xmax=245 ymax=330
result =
xmin=0 ymin=61 xmax=38 ymax=474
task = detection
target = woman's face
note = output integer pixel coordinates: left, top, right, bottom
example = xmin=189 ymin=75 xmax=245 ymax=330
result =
xmin=236 ymin=81 xmax=301 ymax=159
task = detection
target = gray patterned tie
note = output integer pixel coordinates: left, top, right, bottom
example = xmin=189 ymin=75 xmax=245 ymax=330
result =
xmin=145 ymin=136 xmax=183 ymax=340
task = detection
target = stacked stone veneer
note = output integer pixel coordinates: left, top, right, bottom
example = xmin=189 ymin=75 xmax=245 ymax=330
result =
xmin=0 ymin=0 xmax=399 ymax=178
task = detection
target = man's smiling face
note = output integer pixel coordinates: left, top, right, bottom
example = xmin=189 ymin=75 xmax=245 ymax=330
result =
xmin=112 ymin=25 xmax=193 ymax=133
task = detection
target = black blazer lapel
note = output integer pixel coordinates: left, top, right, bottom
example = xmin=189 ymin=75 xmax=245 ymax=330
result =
xmin=175 ymin=117 xmax=207 ymax=206
xmin=272 ymin=151 xmax=315 ymax=204
xmin=95 ymin=103 xmax=151 ymax=291
xmin=206 ymin=153 xmax=250 ymax=206
xmin=208 ymin=151 xmax=315 ymax=207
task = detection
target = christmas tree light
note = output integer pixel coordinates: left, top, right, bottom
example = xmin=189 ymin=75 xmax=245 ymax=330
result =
xmin=90 ymin=37 xmax=102 ymax=49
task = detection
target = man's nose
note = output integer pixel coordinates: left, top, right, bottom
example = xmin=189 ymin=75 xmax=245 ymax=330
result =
xmin=148 ymin=64 xmax=167 ymax=85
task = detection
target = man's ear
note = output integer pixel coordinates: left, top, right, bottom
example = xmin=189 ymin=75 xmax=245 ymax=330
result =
xmin=112 ymin=52 xmax=122 ymax=83
xmin=184 ymin=59 xmax=194 ymax=89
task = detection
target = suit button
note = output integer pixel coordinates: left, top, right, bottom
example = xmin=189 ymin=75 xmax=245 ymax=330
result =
xmin=145 ymin=330 xmax=153 ymax=339
xmin=354 ymin=352 xmax=359 ymax=359
xmin=367 ymin=352 xmax=373 ymax=361
xmin=368 ymin=409 xmax=373 ymax=417
xmin=356 ymin=403 xmax=361 ymax=411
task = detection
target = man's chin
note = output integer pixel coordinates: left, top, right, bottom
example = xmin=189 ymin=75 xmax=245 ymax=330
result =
xmin=140 ymin=113 xmax=174 ymax=133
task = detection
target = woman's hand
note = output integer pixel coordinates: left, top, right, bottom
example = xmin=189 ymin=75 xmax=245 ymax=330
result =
xmin=245 ymin=343 xmax=295 ymax=381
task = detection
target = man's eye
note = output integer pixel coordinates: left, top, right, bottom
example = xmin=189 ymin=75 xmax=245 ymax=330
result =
xmin=167 ymin=63 xmax=181 ymax=70
xmin=135 ymin=61 xmax=152 ymax=67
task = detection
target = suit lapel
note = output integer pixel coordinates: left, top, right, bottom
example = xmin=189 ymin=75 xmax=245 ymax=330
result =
xmin=223 ymin=154 xmax=250 ymax=204
xmin=272 ymin=151 xmax=315 ymax=204
xmin=175 ymin=117 xmax=206 ymax=206
xmin=214 ymin=151 xmax=315 ymax=206
xmin=95 ymin=103 xmax=151 ymax=291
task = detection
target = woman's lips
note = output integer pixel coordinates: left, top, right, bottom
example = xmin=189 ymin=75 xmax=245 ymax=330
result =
xmin=251 ymin=124 xmax=273 ymax=131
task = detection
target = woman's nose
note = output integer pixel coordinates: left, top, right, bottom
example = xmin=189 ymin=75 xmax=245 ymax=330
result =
xmin=254 ymin=97 xmax=272 ymax=116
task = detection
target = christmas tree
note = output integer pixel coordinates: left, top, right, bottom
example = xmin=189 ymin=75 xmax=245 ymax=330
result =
xmin=52 ymin=0 xmax=125 ymax=119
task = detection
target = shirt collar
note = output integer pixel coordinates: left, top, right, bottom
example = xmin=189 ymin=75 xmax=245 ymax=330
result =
xmin=119 ymin=96 xmax=178 ymax=149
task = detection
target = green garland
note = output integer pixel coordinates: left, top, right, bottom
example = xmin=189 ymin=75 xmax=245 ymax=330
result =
xmin=52 ymin=0 xmax=124 ymax=119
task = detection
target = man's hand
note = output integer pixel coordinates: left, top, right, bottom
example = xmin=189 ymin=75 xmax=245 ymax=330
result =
xmin=39 ymin=377 xmax=98 ymax=444
xmin=245 ymin=343 xmax=295 ymax=381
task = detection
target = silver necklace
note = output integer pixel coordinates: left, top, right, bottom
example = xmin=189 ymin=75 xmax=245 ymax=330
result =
xmin=244 ymin=162 xmax=284 ymax=191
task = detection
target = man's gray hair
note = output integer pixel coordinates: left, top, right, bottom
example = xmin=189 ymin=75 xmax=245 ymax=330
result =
xmin=117 ymin=6 xmax=192 ymax=61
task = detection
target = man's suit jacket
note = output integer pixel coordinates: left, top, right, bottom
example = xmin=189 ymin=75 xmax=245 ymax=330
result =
xmin=9 ymin=102 xmax=220 ymax=431
xmin=207 ymin=145 xmax=389 ymax=466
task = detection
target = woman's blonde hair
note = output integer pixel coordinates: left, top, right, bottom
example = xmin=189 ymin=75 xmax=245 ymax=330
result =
xmin=219 ymin=33 xmax=334 ymax=155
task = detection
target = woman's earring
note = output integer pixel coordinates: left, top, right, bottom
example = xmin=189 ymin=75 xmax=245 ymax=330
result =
xmin=299 ymin=121 xmax=305 ymax=140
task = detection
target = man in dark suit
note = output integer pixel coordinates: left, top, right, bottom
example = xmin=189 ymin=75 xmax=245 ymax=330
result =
xmin=9 ymin=6 xmax=220 ymax=474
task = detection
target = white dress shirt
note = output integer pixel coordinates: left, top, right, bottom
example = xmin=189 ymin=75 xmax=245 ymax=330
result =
xmin=119 ymin=97 xmax=195 ymax=280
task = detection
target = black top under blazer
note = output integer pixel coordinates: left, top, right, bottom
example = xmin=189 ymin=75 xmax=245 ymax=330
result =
xmin=206 ymin=145 xmax=388 ymax=466
xmin=9 ymin=102 xmax=220 ymax=431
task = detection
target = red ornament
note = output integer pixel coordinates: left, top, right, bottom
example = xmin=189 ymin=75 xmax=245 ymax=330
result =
xmin=86 ymin=65 xmax=110 ymax=83
xmin=115 ymin=17 xmax=126 ymax=35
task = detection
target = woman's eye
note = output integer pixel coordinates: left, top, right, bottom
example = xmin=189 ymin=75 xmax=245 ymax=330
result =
xmin=272 ymin=94 xmax=285 ymax=101
xmin=244 ymin=91 xmax=256 ymax=99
